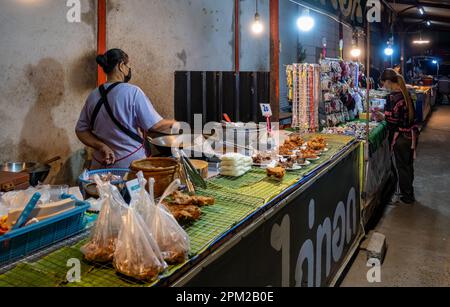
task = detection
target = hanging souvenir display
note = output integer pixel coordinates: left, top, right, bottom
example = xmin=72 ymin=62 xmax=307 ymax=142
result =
xmin=289 ymin=63 xmax=321 ymax=132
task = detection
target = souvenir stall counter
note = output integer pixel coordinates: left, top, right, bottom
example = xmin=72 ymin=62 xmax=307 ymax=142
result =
xmin=0 ymin=133 xmax=363 ymax=288
xmin=410 ymin=85 xmax=436 ymax=123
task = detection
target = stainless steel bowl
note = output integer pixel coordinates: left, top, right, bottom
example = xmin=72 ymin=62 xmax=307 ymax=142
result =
xmin=0 ymin=162 xmax=37 ymax=173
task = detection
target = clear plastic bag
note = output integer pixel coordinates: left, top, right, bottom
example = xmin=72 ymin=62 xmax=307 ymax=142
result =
xmin=113 ymin=205 xmax=167 ymax=282
xmin=131 ymin=172 xmax=190 ymax=264
xmin=81 ymin=176 xmax=125 ymax=262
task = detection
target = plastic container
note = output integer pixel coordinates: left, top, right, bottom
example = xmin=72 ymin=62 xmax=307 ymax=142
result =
xmin=78 ymin=169 xmax=130 ymax=199
xmin=0 ymin=195 xmax=90 ymax=266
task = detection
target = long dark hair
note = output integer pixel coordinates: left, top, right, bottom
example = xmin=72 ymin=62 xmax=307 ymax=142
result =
xmin=96 ymin=49 xmax=129 ymax=74
xmin=381 ymin=69 xmax=415 ymax=123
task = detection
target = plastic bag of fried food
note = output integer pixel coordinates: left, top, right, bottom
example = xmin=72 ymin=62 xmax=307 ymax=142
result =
xmin=113 ymin=205 xmax=167 ymax=282
xmin=81 ymin=176 xmax=125 ymax=263
xmin=131 ymin=173 xmax=190 ymax=264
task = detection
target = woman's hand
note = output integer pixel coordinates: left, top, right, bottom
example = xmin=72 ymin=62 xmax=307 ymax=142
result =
xmin=99 ymin=145 xmax=116 ymax=165
xmin=373 ymin=111 xmax=385 ymax=122
xmin=76 ymin=130 xmax=116 ymax=165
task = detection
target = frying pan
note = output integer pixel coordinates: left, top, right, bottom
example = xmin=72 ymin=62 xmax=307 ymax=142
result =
xmin=147 ymin=134 xmax=208 ymax=157
xmin=0 ymin=156 xmax=61 ymax=186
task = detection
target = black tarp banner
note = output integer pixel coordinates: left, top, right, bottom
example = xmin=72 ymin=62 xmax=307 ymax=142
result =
xmin=184 ymin=146 xmax=362 ymax=287
xmin=300 ymin=0 xmax=368 ymax=27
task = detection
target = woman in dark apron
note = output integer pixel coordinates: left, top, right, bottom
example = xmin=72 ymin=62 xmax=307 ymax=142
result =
xmin=76 ymin=49 xmax=176 ymax=169
xmin=380 ymin=69 xmax=419 ymax=204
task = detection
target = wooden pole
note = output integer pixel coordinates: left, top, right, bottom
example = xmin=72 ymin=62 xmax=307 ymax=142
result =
xmin=97 ymin=0 xmax=107 ymax=86
xmin=269 ymin=0 xmax=280 ymax=122
xmin=365 ymin=22 xmax=371 ymax=148
xmin=235 ymin=0 xmax=240 ymax=73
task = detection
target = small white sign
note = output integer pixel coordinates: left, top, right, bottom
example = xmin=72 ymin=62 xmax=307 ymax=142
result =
xmin=260 ymin=104 xmax=272 ymax=117
xmin=126 ymin=178 xmax=141 ymax=199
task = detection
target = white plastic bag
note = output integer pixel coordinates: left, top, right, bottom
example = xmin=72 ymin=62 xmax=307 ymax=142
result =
xmin=113 ymin=205 xmax=167 ymax=281
xmin=131 ymin=173 xmax=190 ymax=264
xmin=81 ymin=176 xmax=125 ymax=262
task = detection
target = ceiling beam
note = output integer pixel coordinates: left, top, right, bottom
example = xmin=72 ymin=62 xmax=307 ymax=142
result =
xmin=388 ymin=0 xmax=450 ymax=10
xmin=401 ymin=14 xmax=450 ymax=24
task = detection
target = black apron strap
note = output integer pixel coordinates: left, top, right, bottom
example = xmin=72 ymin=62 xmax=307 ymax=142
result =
xmin=90 ymin=82 xmax=123 ymax=130
xmin=94 ymin=83 xmax=144 ymax=144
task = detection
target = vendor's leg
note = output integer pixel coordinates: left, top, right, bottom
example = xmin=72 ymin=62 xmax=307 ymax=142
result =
xmin=394 ymin=136 xmax=415 ymax=203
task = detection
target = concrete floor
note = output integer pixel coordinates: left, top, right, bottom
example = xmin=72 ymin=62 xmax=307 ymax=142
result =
xmin=341 ymin=105 xmax=450 ymax=287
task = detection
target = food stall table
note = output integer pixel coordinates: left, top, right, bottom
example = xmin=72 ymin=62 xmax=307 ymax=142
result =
xmin=0 ymin=134 xmax=364 ymax=287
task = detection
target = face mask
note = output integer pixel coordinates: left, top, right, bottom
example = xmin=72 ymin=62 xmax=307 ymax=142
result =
xmin=124 ymin=67 xmax=132 ymax=83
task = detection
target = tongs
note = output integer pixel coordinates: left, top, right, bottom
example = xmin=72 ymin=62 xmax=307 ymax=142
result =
xmin=174 ymin=149 xmax=207 ymax=194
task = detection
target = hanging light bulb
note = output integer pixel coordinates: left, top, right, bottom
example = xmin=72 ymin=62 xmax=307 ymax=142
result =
xmin=350 ymin=35 xmax=361 ymax=58
xmin=384 ymin=46 xmax=394 ymax=56
xmin=350 ymin=47 xmax=361 ymax=58
xmin=297 ymin=9 xmax=315 ymax=32
xmin=252 ymin=13 xmax=263 ymax=34
xmin=251 ymin=0 xmax=263 ymax=34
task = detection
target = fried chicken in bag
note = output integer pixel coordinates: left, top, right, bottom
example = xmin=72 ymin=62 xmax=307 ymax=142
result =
xmin=81 ymin=176 xmax=125 ymax=263
xmin=131 ymin=173 xmax=190 ymax=264
xmin=113 ymin=205 xmax=167 ymax=282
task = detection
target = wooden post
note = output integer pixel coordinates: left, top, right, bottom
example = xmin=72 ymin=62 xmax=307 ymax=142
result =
xmin=235 ymin=0 xmax=240 ymax=73
xmin=97 ymin=0 xmax=107 ymax=86
xmin=269 ymin=0 xmax=280 ymax=122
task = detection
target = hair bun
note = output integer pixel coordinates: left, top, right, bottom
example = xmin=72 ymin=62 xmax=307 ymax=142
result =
xmin=96 ymin=54 xmax=108 ymax=68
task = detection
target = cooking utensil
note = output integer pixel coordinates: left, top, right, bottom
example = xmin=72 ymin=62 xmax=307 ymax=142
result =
xmin=223 ymin=113 xmax=232 ymax=123
xmin=23 ymin=156 xmax=61 ymax=173
xmin=173 ymin=149 xmax=195 ymax=194
xmin=147 ymin=134 xmax=206 ymax=156
xmin=180 ymin=150 xmax=207 ymax=189
xmin=12 ymin=192 xmax=41 ymax=230
xmin=0 ymin=156 xmax=61 ymax=186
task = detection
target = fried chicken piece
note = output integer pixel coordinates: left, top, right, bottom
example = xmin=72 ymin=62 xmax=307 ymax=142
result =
xmin=307 ymin=140 xmax=326 ymax=151
xmin=267 ymin=167 xmax=286 ymax=180
xmin=170 ymin=191 xmax=215 ymax=207
xmin=287 ymin=135 xmax=304 ymax=146
xmin=164 ymin=202 xmax=202 ymax=224
xmin=279 ymin=146 xmax=294 ymax=156
xmin=171 ymin=191 xmax=192 ymax=205
xmin=300 ymin=148 xmax=320 ymax=159
xmin=193 ymin=195 xmax=215 ymax=207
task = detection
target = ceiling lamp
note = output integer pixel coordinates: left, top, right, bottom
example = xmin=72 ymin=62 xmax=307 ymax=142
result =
xmin=251 ymin=0 xmax=263 ymax=34
xmin=297 ymin=9 xmax=315 ymax=32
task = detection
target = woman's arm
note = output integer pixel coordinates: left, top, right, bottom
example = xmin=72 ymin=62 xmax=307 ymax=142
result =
xmin=150 ymin=119 xmax=179 ymax=134
xmin=76 ymin=130 xmax=116 ymax=165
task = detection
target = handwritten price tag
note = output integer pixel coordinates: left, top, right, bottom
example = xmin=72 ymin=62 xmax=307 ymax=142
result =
xmin=260 ymin=104 xmax=272 ymax=117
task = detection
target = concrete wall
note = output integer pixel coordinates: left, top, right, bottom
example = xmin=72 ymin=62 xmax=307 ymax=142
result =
xmin=0 ymin=0 xmax=97 ymax=184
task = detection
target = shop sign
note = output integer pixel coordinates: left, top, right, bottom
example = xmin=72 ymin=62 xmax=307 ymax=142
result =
xmin=302 ymin=0 xmax=368 ymax=27
xmin=183 ymin=146 xmax=362 ymax=287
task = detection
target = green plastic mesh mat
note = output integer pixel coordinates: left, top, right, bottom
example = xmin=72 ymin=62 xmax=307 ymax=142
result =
xmin=0 ymin=134 xmax=354 ymax=287
xmin=0 ymin=187 xmax=265 ymax=287
xmin=209 ymin=134 xmax=355 ymax=202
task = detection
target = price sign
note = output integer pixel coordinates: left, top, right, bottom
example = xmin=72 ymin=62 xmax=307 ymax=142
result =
xmin=260 ymin=104 xmax=272 ymax=117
